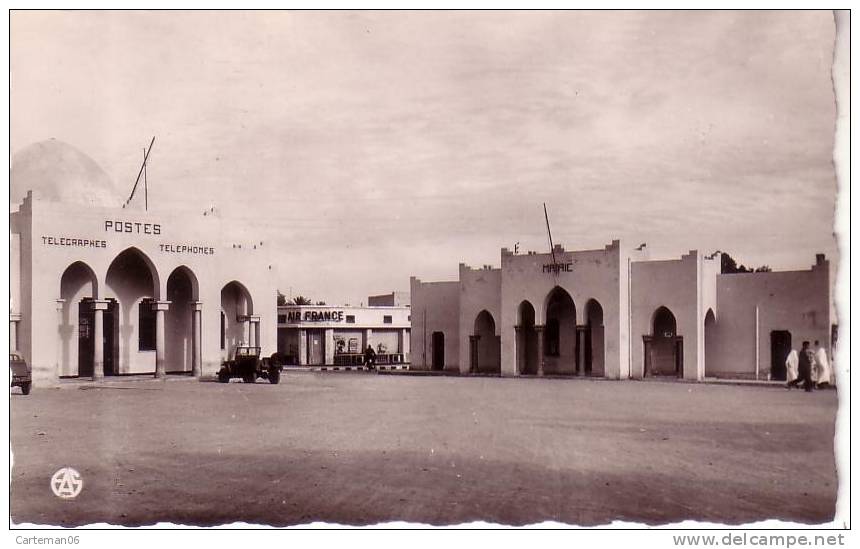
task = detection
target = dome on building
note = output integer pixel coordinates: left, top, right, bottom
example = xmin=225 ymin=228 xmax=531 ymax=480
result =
xmin=11 ymin=139 xmax=123 ymax=209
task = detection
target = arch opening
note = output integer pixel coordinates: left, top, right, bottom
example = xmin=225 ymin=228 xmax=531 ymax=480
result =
xmin=166 ymin=267 xmax=199 ymax=373
xmin=704 ymin=308 xmax=717 ymax=377
xmin=644 ymin=306 xmax=682 ymax=377
xmin=105 ymin=248 xmax=159 ymax=375
xmin=221 ymin=281 xmax=254 ymax=358
xmin=544 ymin=287 xmax=577 ymax=375
xmin=59 ymin=261 xmax=101 ymax=377
xmin=471 ymin=310 xmax=500 ymax=374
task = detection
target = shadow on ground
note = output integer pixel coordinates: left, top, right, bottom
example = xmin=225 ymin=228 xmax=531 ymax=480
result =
xmin=11 ymin=444 xmax=835 ymax=527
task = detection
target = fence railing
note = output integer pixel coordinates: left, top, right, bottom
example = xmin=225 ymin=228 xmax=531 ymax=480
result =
xmin=333 ymin=353 xmax=408 ymax=366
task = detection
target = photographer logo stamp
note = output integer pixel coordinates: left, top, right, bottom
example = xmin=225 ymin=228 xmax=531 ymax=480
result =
xmin=51 ymin=468 xmax=83 ymax=499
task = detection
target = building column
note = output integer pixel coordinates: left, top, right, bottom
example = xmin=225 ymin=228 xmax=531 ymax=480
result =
xmin=93 ymin=300 xmax=111 ymax=381
xmin=469 ymin=335 xmax=480 ymax=373
xmin=400 ymin=328 xmax=409 ymax=354
xmin=54 ymin=301 xmax=65 ymax=377
xmin=514 ymin=325 xmax=524 ymax=375
xmin=297 ymin=329 xmax=307 ymax=365
xmin=248 ymin=315 xmax=260 ymax=348
xmin=153 ymin=300 xmax=171 ymax=378
xmin=324 ymin=328 xmax=335 ymax=365
xmin=577 ymin=326 xmax=587 ymax=376
xmin=192 ymin=302 xmax=203 ymax=377
xmin=364 ymin=328 xmax=373 ymax=351
xmin=10 ymin=312 xmax=21 ymax=352
xmin=535 ymin=324 xmax=545 ymax=376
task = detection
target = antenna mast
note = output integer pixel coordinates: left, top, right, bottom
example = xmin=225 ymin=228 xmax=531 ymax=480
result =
xmin=124 ymin=136 xmax=156 ymax=209
xmin=143 ymin=147 xmax=148 ymax=211
xmin=543 ymin=202 xmax=558 ymax=267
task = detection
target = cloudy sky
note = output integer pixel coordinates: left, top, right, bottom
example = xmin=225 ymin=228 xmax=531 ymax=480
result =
xmin=11 ymin=11 xmax=840 ymax=305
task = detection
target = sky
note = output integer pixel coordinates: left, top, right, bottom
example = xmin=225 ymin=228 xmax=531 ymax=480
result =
xmin=10 ymin=10 xmax=840 ymax=306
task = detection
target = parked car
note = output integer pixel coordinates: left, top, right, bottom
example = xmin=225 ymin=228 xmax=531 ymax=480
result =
xmin=10 ymin=353 xmax=32 ymax=395
xmin=217 ymin=346 xmax=283 ymax=384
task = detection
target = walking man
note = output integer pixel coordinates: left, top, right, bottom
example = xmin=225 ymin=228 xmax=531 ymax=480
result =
xmin=785 ymin=348 xmax=799 ymax=383
xmin=787 ymin=341 xmax=814 ymax=392
xmin=813 ymin=340 xmax=832 ymax=388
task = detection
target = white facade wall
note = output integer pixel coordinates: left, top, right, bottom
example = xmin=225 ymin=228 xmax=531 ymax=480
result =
xmin=413 ymin=242 xmax=832 ymax=383
xmin=11 ymin=191 xmax=278 ymax=383
xmin=499 ymin=241 xmax=627 ymax=378
xmin=458 ymin=264 xmax=502 ymax=375
xmin=410 ymin=277 xmax=460 ymax=371
xmin=708 ymin=257 xmax=831 ymax=379
xmin=630 ymin=251 xmax=702 ymax=380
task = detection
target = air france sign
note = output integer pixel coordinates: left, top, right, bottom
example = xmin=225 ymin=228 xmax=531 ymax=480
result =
xmin=285 ymin=310 xmax=345 ymax=323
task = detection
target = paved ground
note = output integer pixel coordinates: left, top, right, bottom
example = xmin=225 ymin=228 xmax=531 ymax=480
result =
xmin=10 ymin=372 xmax=838 ymax=527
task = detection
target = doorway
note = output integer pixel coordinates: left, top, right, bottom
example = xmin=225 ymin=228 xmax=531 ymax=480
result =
xmin=431 ymin=331 xmax=445 ymax=370
xmin=770 ymin=330 xmax=792 ymax=381
xmin=103 ymin=299 xmax=117 ymax=375
xmin=307 ymin=330 xmax=324 ymax=365
xmin=78 ymin=298 xmax=94 ymax=377
xmin=77 ymin=297 xmax=118 ymax=377
xmin=517 ymin=301 xmax=538 ymax=375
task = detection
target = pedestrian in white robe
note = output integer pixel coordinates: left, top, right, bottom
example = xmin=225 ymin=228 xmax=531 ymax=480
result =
xmin=784 ymin=349 xmax=799 ymax=383
xmin=813 ymin=340 xmax=832 ymax=388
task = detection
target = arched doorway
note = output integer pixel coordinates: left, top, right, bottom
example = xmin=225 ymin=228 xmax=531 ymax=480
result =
xmin=585 ymin=299 xmax=605 ymax=377
xmin=517 ymin=300 xmax=538 ymax=375
xmin=221 ymin=281 xmax=254 ymax=359
xmin=644 ymin=306 xmax=682 ymax=377
xmin=431 ymin=331 xmax=445 ymax=370
xmin=166 ymin=266 xmax=199 ymax=374
xmin=544 ymin=287 xmax=577 ymax=375
xmin=105 ymin=248 xmax=160 ymax=375
xmin=704 ymin=309 xmax=716 ymax=376
xmin=471 ymin=310 xmax=500 ymax=374
xmin=59 ymin=261 xmax=101 ymax=377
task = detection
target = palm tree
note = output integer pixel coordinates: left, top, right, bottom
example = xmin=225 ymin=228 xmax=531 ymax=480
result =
xmin=292 ymin=295 xmax=312 ymax=305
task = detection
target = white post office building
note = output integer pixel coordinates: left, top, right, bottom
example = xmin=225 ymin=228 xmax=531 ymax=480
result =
xmin=410 ymin=240 xmax=833 ymax=381
xmin=9 ymin=140 xmax=278 ymax=384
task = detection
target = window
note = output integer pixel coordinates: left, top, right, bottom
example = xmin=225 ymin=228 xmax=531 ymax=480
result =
xmin=383 ymin=315 xmax=392 ymax=324
xmin=277 ymin=314 xmax=286 ymax=323
xmin=220 ymin=312 xmax=226 ymax=350
xmin=408 ymin=315 xmax=411 ymax=322
xmin=346 ymin=315 xmax=355 ymax=324
xmin=138 ymin=299 xmax=156 ymax=351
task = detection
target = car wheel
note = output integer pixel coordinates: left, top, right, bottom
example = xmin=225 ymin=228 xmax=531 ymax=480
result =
xmin=268 ymin=368 xmax=280 ymax=385
xmin=243 ymin=372 xmax=256 ymax=384
xmin=21 ymin=382 xmax=31 ymax=395
xmin=217 ymin=370 xmax=230 ymax=383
